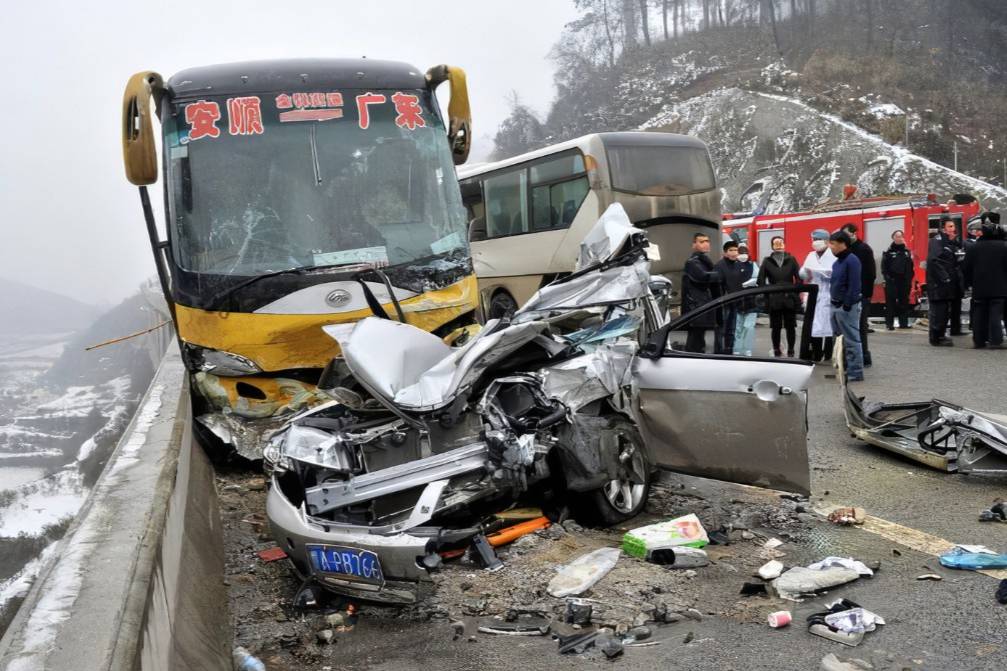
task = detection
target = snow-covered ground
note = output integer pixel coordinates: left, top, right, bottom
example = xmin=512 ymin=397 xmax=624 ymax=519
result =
xmin=0 ymin=469 xmax=86 ymax=537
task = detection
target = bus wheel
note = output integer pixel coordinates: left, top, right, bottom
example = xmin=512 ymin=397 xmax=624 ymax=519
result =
xmin=488 ymin=292 xmax=518 ymax=320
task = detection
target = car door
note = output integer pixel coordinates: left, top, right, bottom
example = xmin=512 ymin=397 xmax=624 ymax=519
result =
xmin=634 ymin=285 xmax=815 ymax=495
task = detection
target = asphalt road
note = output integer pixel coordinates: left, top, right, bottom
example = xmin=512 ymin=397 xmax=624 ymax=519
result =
xmin=235 ymin=325 xmax=1007 ymax=670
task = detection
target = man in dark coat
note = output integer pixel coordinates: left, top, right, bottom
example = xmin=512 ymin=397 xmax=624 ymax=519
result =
xmin=713 ymin=240 xmax=743 ymax=354
xmin=927 ymin=217 xmax=962 ymax=346
xmin=841 ymin=224 xmax=877 ymax=366
xmin=881 ymin=229 xmax=913 ymax=330
xmin=828 ymin=231 xmax=865 ymax=380
xmin=962 ymin=216 xmax=1007 ymax=348
xmin=681 ymin=232 xmax=721 ymax=353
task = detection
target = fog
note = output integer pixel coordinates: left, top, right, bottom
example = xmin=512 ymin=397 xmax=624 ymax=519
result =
xmin=0 ymin=0 xmax=577 ymax=306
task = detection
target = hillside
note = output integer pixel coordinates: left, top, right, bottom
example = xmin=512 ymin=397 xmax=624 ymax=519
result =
xmin=494 ymin=1 xmax=1007 ymax=213
xmin=0 ymin=277 xmax=99 ymax=336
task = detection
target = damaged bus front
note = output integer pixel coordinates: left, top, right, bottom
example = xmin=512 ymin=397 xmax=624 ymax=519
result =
xmin=121 ymin=59 xmax=477 ymax=458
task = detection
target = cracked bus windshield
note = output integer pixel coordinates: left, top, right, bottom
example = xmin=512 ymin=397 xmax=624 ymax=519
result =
xmin=164 ymin=90 xmax=469 ymax=287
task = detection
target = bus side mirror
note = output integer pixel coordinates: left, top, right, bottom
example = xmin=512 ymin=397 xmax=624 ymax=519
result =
xmin=121 ymin=71 xmax=164 ymax=186
xmin=426 ymin=65 xmax=471 ymax=165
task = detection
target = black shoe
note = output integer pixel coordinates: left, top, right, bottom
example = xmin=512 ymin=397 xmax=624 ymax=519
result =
xmin=974 ymin=343 xmax=988 ymax=349
xmin=930 ymin=338 xmax=954 ymax=347
xmin=867 ymin=328 xmax=876 ymax=333
xmin=899 ymin=325 xmax=912 ymax=329
xmin=886 ymin=326 xmax=895 ymax=331
xmin=787 ymin=350 xmax=795 ymax=358
xmin=950 ymin=330 xmax=966 ymax=336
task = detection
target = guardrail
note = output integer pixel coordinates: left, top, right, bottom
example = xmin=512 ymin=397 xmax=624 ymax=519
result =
xmin=0 ymin=347 xmax=230 ymax=670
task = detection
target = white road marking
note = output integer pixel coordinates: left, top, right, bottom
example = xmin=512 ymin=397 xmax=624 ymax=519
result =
xmin=815 ymin=504 xmax=1007 ymax=580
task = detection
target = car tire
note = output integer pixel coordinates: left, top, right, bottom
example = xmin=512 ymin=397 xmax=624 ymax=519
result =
xmin=488 ymin=291 xmax=518 ymax=320
xmin=574 ymin=418 xmax=651 ymax=527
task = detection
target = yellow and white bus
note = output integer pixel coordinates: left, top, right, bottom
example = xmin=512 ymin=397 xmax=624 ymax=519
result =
xmin=458 ymin=131 xmax=720 ymax=318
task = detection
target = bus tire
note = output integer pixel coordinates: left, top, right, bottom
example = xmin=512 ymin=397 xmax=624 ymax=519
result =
xmin=488 ymin=291 xmax=518 ymax=320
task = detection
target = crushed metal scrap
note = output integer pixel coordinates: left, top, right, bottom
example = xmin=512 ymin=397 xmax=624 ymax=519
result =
xmin=836 ymin=335 xmax=1007 ymax=474
xmin=263 ymin=205 xmax=815 ymax=604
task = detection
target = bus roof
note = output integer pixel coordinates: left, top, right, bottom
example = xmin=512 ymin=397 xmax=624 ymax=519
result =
xmin=457 ymin=131 xmax=708 ymax=179
xmin=167 ymin=58 xmax=426 ymax=99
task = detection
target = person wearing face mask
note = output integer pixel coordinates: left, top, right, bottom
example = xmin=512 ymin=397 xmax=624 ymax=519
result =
xmin=732 ymin=243 xmax=760 ymax=356
xmin=757 ymin=236 xmax=802 ymax=357
xmin=714 ymin=240 xmax=743 ymax=354
xmin=799 ymin=229 xmax=836 ymax=362
xmin=881 ymin=229 xmax=914 ymax=330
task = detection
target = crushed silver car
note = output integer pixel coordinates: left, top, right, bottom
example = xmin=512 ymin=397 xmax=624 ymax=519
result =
xmin=265 ymin=205 xmax=815 ymax=603
xmin=836 ymin=336 xmax=1007 ymax=474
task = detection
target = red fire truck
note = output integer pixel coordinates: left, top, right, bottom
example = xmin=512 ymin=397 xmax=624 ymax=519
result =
xmin=722 ymin=192 xmax=981 ymax=313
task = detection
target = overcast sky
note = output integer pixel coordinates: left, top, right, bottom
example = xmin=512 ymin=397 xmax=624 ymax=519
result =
xmin=0 ymin=0 xmax=578 ymax=306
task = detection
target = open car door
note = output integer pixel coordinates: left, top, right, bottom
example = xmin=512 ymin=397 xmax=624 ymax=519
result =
xmin=635 ymin=285 xmax=816 ymax=495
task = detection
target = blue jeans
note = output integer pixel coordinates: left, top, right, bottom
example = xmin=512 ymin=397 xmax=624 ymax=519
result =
xmin=734 ymin=311 xmax=757 ymax=356
xmin=831 ymin=303 xmax=864 ymax=379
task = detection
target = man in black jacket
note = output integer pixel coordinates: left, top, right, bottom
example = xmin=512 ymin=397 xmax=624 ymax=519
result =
xmin=962 ymin=216 xmax=1007 ymax=348
xmin=881 ymin=230 xmax=913 ymax=330
xmin=713 ymin=240 xmax=742 ymax=354
xmin=841 ymin=224 xmax=877 ymax=366
xmin=927 ymin=218 xmax=962 ymax=346
xmin=681 ymin=232 xmax=721 ymax=353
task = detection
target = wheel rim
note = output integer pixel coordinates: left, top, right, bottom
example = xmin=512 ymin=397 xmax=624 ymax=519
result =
xmin=603 ymin=434 xmax=647 ymax=514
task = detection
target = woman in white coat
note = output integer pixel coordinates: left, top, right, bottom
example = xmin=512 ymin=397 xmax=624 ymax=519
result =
xmin=800 ymin=228 xmax=836 ymax=362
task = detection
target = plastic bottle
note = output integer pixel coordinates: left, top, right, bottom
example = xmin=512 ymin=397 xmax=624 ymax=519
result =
xmin=233 ymin=646 xmax=266 ymax=671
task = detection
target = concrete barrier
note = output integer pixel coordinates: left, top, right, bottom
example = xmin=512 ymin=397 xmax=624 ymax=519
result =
xmin=0 ymin=347 xmax=230 ymax=670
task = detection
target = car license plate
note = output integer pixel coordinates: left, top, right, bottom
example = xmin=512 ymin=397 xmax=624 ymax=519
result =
xmin=306 ymin=544 xmax=384 ymax=585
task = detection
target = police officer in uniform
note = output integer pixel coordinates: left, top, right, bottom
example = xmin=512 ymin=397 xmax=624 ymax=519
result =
xmin=881 ymin=229 xmax=913 ymax=330
xmin=927 ymin=216 xmax=962 ymax=346
xmin=962 ymin=213 xmax=1007 ymax=349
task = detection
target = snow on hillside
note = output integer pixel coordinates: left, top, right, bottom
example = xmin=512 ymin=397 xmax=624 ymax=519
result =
xmin=642 ymin=87 xmax=1007 ymax=213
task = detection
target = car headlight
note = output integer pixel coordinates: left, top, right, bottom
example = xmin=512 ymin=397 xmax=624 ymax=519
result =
xmin=186 ymin=345 xmax=263 ymax=376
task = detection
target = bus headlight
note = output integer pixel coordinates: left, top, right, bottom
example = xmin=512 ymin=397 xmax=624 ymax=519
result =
xmin=187 ymin=345 xmax=263 ymax=376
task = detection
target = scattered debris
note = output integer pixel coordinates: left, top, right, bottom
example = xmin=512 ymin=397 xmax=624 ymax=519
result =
xmin=547 ymin=547 xmax=621 ymax=597
xmin=487 ymin=517 xmax=551 ymax=547
xmin=939 ymin=545 xmax=1007 ymax=570
xmin=997 ymin=579 xmax=1007 ymax=605
xmin=626 ymin=625 xmax=652 ymax=641
xmin=565 ymin=598 xmax=593 ymax=625
xmin=820 ymin=652 xmax=875 ymax=670
xmin=774 ymin=566 xmax=861 ymax=602
xmin=979 ymin=499 xmax=1006 ymax=522
xmin=494 ymin=507 xmax=545 ymax=521
xmin=233 ymin=646 xmax=266 ymax=671
xmin=256 ymin=547 xmax=288 ymax=562
xmin=477 ymin=615 xmax=550 ymax=635
xmin=648 ymin=546 xmax=709 ymax=568
xmin=757 ymin=560 xmax=784 ymax=580
xmin=739 ymin=582 xmax=769 ymax=597
xmin=764 ymin=538 xmax=785 ymax=550
xmin=915 ymin=574 xmax=942 ymax=581
xmin=316 ymin=629 xmax=335 ymax=645
xmin=808 ymin=599 xmax=882 ymax=647
xmin=828 ymin=507 xmax=866 ymax=526
xmin=622 ymin=515 xmax=709 ymax=558
xmin=807 ymin=557 xmax=875 ymax=577
xmin=471 ymin=533 xmax=505 ymax=571
xmin=824 ymin=605 xmax=885 ymax=634
xmin=596 ymin=633 xmax=624 ymax=658
xmin=767 ymin=610 xmax=792 ymax=628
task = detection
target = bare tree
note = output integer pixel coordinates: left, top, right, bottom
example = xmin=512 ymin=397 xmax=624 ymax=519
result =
xmin=622 ymin=0 xmax=639 ymax=49
xmin=703 ymin=0 xmax=711 ymax=30
xmin=639 ymin=0 xmax=652 ymax=45
xmin=662 ymin=0 xmax=670 ymax=38
xmin=864 ymin=0 xmax=874 ymax=52
xmin=762 ymin=0 xmax=782 ymax=54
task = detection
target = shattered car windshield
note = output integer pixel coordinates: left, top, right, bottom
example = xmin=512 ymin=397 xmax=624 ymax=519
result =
xmin=163 ymin=89 xmax=468 ymax=277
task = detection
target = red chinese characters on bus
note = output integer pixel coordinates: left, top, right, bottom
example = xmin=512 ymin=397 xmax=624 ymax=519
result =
xmin=227 ymin=96 xmax=265 ymax=136
xmin=355 ymin=92 xmax=387 ymax=130
xmin=275 ymin=92 xmax=345 ymax=122
xmin=391 ymin=92 xmax=425 ymax=130
xmin=184 ymin=100 xmax=221 ymax=140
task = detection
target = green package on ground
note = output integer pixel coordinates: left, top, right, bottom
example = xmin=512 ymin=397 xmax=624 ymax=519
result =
xmin=621 ymin=514 xmax=709 ymax=558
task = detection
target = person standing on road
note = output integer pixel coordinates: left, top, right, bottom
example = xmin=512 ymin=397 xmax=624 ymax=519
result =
xmin=962 ymin=215 xmax=1007 ymax=349
xmin=757 ymin=236 xmax=802 ymax=357
xmin=927 ymin=217 xmax=962 ymax=347
xmin=681 ymin=232 xmax=721 ymax=353
xmin=732 ymin=243 xmax=760 ymax=357
xmin=840 ymin=223 xmax=877 ymax=367
xmin=828 ymin=231 xmax=865 ymax=381
xmin=714 ymin=240 xmax=742 ymax=354
xmin=799 ymin=228 xmax=836 ymax=362
xmin=881 ymin=229 xmax=914 ymax=330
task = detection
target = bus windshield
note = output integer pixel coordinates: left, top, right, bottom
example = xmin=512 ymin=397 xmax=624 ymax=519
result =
xmin=164 ymin=89 xmax=468 ymax=280
xmin=606 ymin=144 xmax=716 ymax=196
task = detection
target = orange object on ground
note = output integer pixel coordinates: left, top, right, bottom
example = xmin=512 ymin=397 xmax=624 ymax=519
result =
xmin=257 ymin=547 xmax=288 ymax=562
xmin=486 ymin=516 xmax=550 ymax=547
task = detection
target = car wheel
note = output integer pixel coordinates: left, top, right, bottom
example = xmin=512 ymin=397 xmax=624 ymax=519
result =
xmin=575 ymin=419 xmax=651 ymax=526
xmin=488 ymin=291 xmax=518 ymax=320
